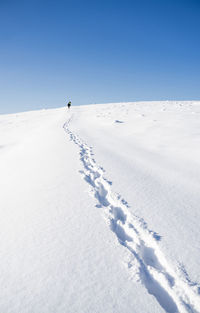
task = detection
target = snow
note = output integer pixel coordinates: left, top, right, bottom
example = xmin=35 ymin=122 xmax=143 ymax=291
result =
xmin=0 ymin=101 xmax=200 ymax=312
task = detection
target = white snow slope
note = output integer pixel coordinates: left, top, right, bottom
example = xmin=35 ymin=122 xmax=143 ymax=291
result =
xmin=0 ymin=101 xmax=200 ymax=313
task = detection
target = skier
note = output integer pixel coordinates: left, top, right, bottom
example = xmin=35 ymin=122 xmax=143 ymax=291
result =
xmin=67 ymin=101 xmax=71 ymax=109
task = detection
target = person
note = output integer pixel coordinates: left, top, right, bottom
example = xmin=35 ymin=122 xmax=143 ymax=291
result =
xmin=67 ymin=101 xmax=71 ymax=109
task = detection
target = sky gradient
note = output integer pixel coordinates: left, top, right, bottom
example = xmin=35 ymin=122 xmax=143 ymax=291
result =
xmin=0 ymin=0 xmax=200 ymax=113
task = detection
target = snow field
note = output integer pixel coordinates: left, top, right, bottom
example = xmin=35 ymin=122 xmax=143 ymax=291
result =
xmin=0 ymin=101 xmax=200 ymax=312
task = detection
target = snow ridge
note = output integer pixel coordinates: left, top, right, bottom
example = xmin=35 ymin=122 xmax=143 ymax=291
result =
xmin=63 ymin=117 xmax=200 ymax=313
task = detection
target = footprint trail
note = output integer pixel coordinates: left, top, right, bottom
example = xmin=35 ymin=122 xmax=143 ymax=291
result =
xmin=63 ymin=118 xmax=200 ymax=313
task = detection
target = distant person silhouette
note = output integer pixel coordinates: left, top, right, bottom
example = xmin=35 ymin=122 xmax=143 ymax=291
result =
xmin=67 ymin=101 xmax=71 ymax=109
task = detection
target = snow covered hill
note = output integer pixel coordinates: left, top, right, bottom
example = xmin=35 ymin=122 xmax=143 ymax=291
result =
xmin=0 ymin=101 xmax=200 ymax=313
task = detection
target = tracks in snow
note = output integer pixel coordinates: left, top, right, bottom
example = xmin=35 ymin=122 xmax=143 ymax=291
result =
xmin=63 ymin=119 xmax=200 ymax=313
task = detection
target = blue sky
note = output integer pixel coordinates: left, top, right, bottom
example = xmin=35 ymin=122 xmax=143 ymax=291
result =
xmin=0 ymin=0 xmax=199 ymax=113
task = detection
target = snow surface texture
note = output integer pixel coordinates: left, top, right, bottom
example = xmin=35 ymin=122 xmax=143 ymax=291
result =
xmin=0 ymin=101 xmax=200 ymax=312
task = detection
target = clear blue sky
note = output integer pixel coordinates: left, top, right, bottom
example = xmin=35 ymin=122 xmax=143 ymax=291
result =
xmin=0 ymin=0 xmax=199 ymax=113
